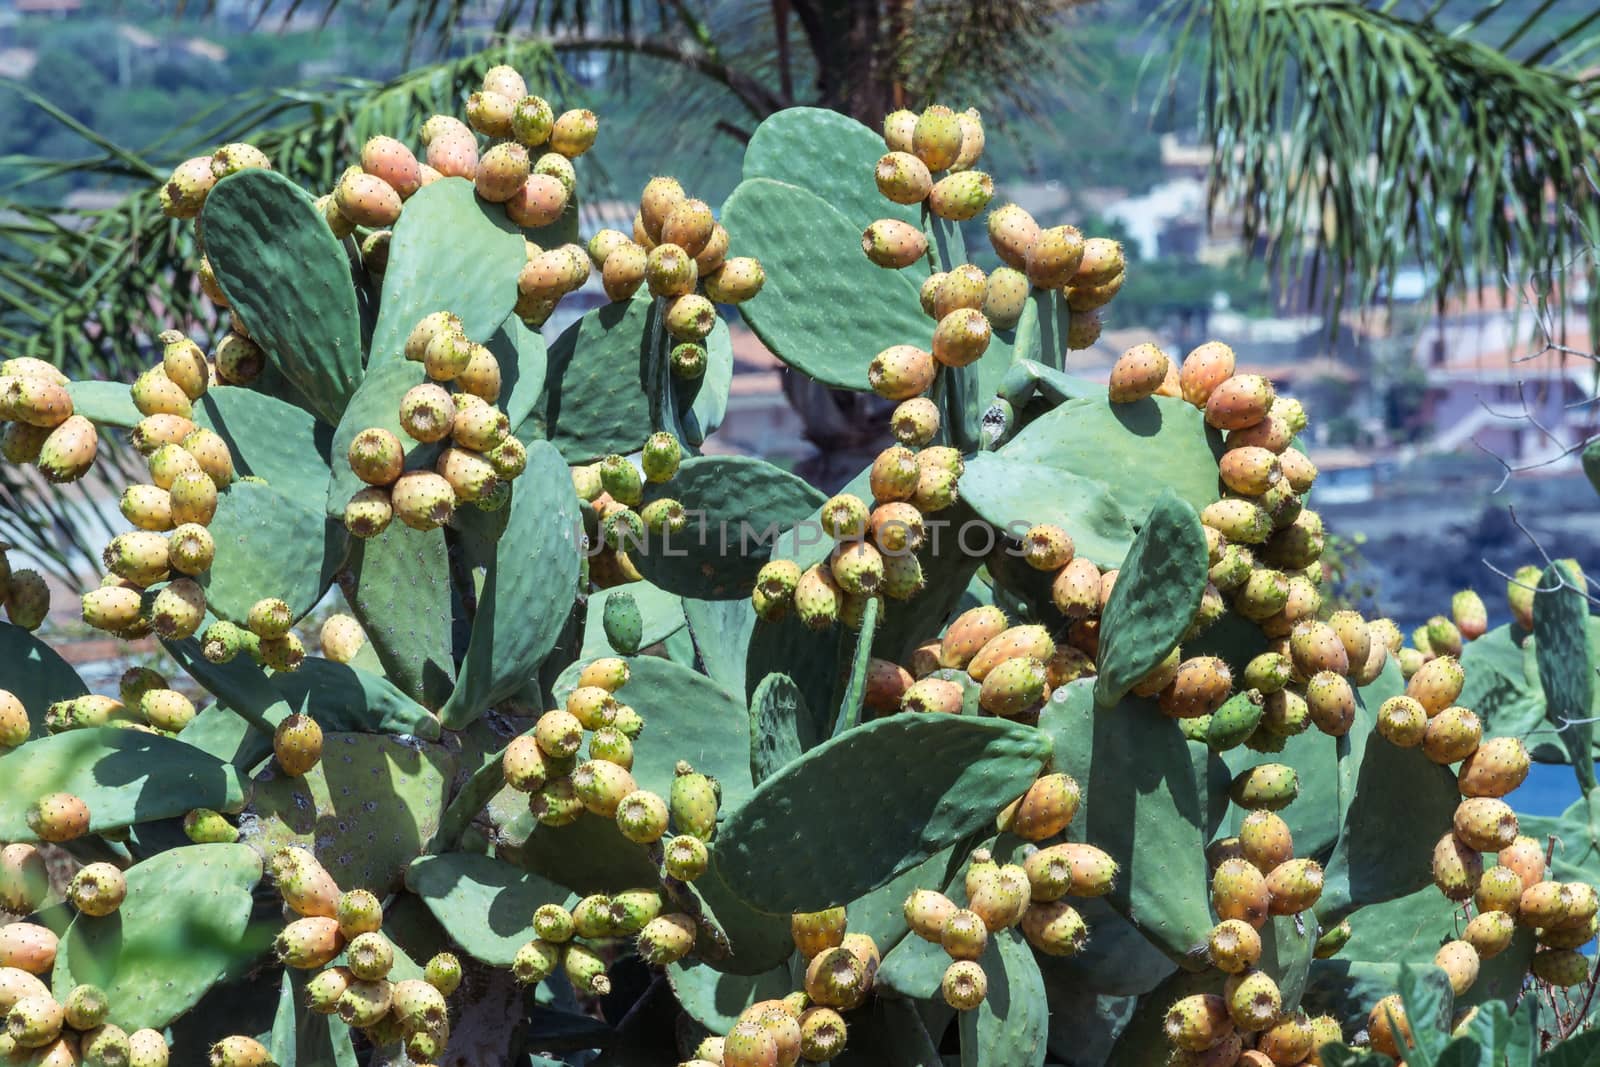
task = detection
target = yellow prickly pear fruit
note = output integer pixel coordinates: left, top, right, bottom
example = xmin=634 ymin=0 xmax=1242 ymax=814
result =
xmin=911 ymin=105 xmax=963 ymax=171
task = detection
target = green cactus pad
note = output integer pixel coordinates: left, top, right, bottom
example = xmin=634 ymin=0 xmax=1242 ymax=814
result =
xmin=877 ymin=921 xmax=950 ymax=1000
xmin=200 ymin=479 xmax=345 ymax=623
xmin=202 ymin=169 xmax=364 ymax=423
xmin=175 ymin=703 xmax=273 ymax=769
xmin=270 ymin=970 xmax=360 ymax=1067
xmin=194 ymin=386 xmax=333 ymax=502
xmin=741 ymin=107 xmax=920 ymax=231
xmin=1459 ymin=623 xmax=1561 ymax=759
xmin=50 ymin=843 xmax=265 ymax=1031
xmin=1534 ymin=561 xmax=1596 ymax=787
xmin=721 ymin=177 xmax=927 ymax=391
xmin=689 ymin=853 xmax=796 ymax=976
xmin=580 ymin=581 xmax=687 ymax=660
xmin=503 ymin=813 xmax=660 ymax=895
xmin=1310 ymin=884 xmax=1535 ymax=1016
xmin=167 ymin=633 xmax=440 ymax=739
xmin=1320 ymin=660 xmax=1457 ymax=921
xmin=440 ymin=441 xmax=581 ymax=729
xmin=682 ymin=597 xmax=756 ymax=697
xmin=998 ymin=358 xmax=1103 ymax=411
xmin=534 ymin=295 xmax=656 ymax=462
xmin=249 ymin=731 xmax=454 ymax=894
xmin=959 ymin=453 xmax=1136 ymax=568
xmin=1259 ymin=914 xmax=1316 ymax=1009
xmin=714 ymin=715 xmax=1051 ymax=913
xmin=340 ymin=522 xmax=456 ymax=709
xmin=667 ymin=962 xmax=791 ymax=1035
xmin=0 ymin=620 xmax=87 ymax=734
xmin=834 ymin=595 xmax=881 ymax=736
xmin=631 ymin=455 xmax=827 ymax=600
xmin=996 ymin=395 xmax=1223 ymax=537
xmin=65 ymin=380 xmax=141 ymax=428
xmin=748 ymin=673 xmax=815 ymax=785
xmin=554 ymin=654 xmax=755 ymax=811
xmin=744 ymin=612 xmax=842 ymax=742
xmin=0 ymin=728 xmax=248 ymax=840
xmin=405 ymin=852 xmax=574 ymax=966
xmin=489 ymin=315 xmax=549 ymax=436
xmin=271 ymin=659 xmax=442 ymax=739
xmin=1093 ymin=490 xmax=1210 ymax=707
xmin=1011 ymin=292 xmax=1078 ymax=372
xmin=1039 ymin=680 xmax=1212 ymax=962
xmin=960 ymin=929 xmax=1050 ymax=1067
xmin=368 ymin=176 xmax=524 ymax=367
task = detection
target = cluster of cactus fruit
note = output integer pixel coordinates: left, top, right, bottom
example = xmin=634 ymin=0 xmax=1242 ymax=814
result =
xmin=0 ymin=73 xmax=1597 ymax=1066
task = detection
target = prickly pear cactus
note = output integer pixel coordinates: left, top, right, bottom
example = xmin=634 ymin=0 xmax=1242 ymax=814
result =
xmin=0 ymin=79 xmax=1593 ymax=1067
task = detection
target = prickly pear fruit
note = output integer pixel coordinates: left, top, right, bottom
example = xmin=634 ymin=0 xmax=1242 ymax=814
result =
xmin=1024 ymin=225 xmax=1086 ymax=289
xmin=1163 ymin=993 xmax=1232 ymax=1052
xmin=1458 ymin=736 xmax=1529 ymax=797
xmin=670 ymin=761 xmax=720 ymax=840
xmin=1108 ymin=343 xmax=1170 ymax=403
xmin=1213 ymin=858 xmax=1271 ymax=928
xmin=1432 ymin=832 xmax=1484 ymax=901
xmin=1023 ymin=842 xmax=1117 ymax=900
xmin=874 ymin=151 xmax=933 ymax=204
xmin=67 ymin=862 xmax=126 ymax=917
xmin=998 ymin=772 xmax=1080 ymax=841
xmin=1159 ymin=656 xmax=1233 ymax=719
xmin=1208 ymin=919 xmax=1263 ymax=974
xmin=860 ymin=344 xmax=938 ymax=407
xmin=941 ymin=959 xmax=987 ymax=1012
xmin=274 ymin=915 xmax=343 ymax=969
xmin=978 ymin=656 xmax=1047 ymax=717
xmin=861 ymin=219 xmax=928 ymax=269
xmin=1264 ymin=857 xmax=1322 ymax=915
xmin=1406 ymin=655 xmax=1464 ymax=716
xmin=929 ymin=170 xmax=993 ymax=220
xmin=1532 ymin=948 xmax=1591 ymax=987
xmin=911 ymin=105 xmax=963 ymax=170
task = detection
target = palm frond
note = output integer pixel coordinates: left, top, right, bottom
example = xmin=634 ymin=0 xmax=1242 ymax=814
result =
xmin=1164 ymin=0 xmax=1600 ymax=328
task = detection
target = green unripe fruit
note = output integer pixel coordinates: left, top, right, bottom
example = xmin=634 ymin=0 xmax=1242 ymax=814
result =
xmin=1313 ymin=918 xmax=1352 ymax=958
xmin=929 ymin=170 xmax=993 ymax=221
xmin=510 ymin=94 xmax=555 ymax=146
xmin=423 ymin=952 xmax=462 ymax=996
xmin=794 ymin=564 xmax=843 ymax=630
xmin=602 ymin=589 xmax=644 ymax=653
xmin=637 ymin=913 xmax=696 ymax=965
xmin=1230 ymin=763 xmax=1298 ymax=810
xmin=62 ymin=984 xmax=110 ymax=1030
xmin=200 ymin=620 xmax=246 ymax=665
xmin=939 ymin=908 xmax=988 ymax=960
xmin=82 ymin=1023 xmax=131 ymax=1067
xmin=336 ymin=978 xmax=393 ymax=1028
xmin=641 ymin=432 xmax=681 ymax=483
xmin=979 ymin=656 xmax=1048 ymax=717
xmin=183 ymin=808 xmax=238 ymax=844
xmin=911 ymin=105 xmax=963 ymax=171
xmin=69 ymin=862 xmax=127 ymax=917
xmin=563 ymin=941 xmax=612 ymax=997
xmin=670 ymin=761 xmax=720 ymax=840
xmin=572 ymin=759 xmax=638 ymax=817
xmin=597 ymin=454 xmax=643 ymax=507
xmin=670 ymin=342 xmax=707 ymax=380
xmin=346 ymin=932 xmax=394 ymax=981
xmin=615 ymin=788 xmax=670 ymax=843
